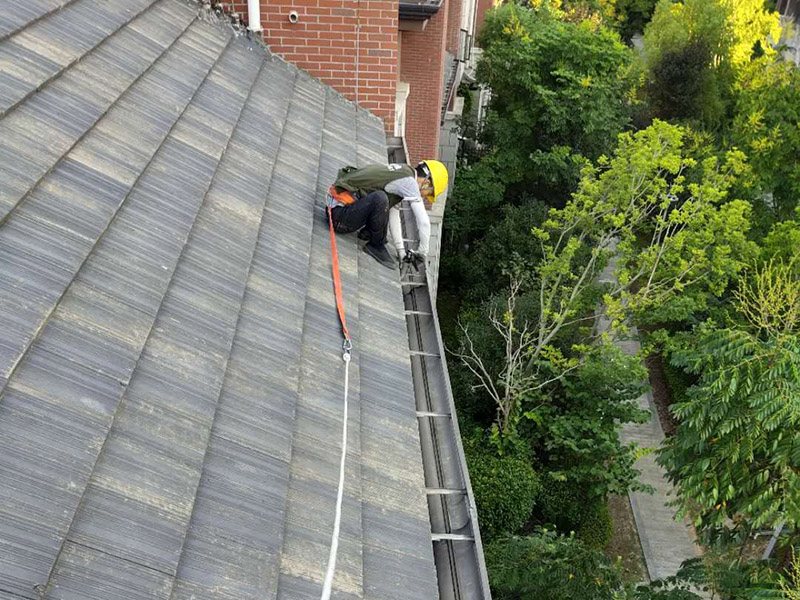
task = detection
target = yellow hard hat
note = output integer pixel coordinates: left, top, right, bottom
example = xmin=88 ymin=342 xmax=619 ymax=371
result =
xmin=419 ymin=160 xmax=449 ymax=202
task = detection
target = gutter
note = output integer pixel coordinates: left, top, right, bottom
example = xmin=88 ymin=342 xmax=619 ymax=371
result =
xmin=399 ymin=227 xmax=492 ymax=600
xmin=389 ymin=138 xmax=491 ymax=599
xmin=399 ymin=0 xmax=443 ymax=20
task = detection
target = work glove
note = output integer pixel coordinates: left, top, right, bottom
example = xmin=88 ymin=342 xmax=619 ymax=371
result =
xmin=403 ymin=249 xmax=427 ymax=271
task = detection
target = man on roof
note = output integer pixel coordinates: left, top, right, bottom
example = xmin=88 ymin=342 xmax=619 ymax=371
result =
xmin=325 ymin=160 xmax=449 ymax=269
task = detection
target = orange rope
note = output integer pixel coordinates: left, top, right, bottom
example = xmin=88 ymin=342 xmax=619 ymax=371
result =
xmin=327 ymin=206 xmax=351 ymax=343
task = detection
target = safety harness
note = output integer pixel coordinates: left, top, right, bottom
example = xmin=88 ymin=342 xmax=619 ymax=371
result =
xmin=320 ymin=206 xmax=352 ymax=600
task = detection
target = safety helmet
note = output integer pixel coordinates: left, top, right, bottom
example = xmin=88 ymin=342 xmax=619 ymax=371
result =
xmin=418 ymin=160 xmax=449 ymax=202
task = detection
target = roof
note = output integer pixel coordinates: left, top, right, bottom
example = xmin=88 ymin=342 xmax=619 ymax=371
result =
xmin=0 ymin=2 xmax=441 ymax=598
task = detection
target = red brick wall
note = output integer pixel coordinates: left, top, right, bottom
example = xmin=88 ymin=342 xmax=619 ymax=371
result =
xmin=232 ymin=0 xmax=399 ymax=132
xmin=399 ymin=0 xmax=448 ymax=163
xmin=475 ymin=0 xmax=492 ymax=43
xmin=446 ymin=0 xmax=462 ymax=55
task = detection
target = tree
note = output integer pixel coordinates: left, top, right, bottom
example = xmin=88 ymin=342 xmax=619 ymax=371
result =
xmin=528 ymin=343 xmax=652 ymax=499
xmin=456 ymin=120 xmax=756 ymax=443
xmin=646 ymin=40 xmax=718 ymax=123
xmin=731 ymin=56 xmax=800 ymax=220
xmin=642 ymin=0 xmax=782 ymax=128
xmin=486 ymin=530 xmax=714 ymax=600
xmin=644 ymin=0 xmax=781 ymax=70
xmin=658 ymin=260 xmax=800 ymax=534
xmin=614 ymin=0 xmax=659 ymax=42
xmin=477 ymin=3 xmax=634 ymax=195
xmin=779 ymin=550 xmax=800 ymax=600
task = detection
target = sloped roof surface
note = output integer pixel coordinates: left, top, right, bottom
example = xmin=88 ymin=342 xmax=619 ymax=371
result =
xmin=0 ymin=2 xmax=439 ymax=598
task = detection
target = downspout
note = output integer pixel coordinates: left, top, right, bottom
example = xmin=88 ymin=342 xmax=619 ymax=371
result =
xmin=248 ymin=0 xmax=262 ymax=32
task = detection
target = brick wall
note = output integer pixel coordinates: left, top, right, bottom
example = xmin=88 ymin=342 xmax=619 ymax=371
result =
xmin=446 ymin=0 xmax=462 ymax=55
xmin=231 ymin=0 xmax=399 ymax=132
xmin=399 ymin=0 xmax=448 ymax=164
xmin=474 ymin=0 xmax=492 ymax=43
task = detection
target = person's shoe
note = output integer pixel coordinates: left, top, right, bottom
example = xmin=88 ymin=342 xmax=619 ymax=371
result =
xmin=364 ymin=242 xmax=395 ymax=269
xmin=357 ymin=228 xmax=370 ymax=241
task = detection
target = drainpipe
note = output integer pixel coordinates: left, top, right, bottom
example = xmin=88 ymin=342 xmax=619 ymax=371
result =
xmin=248 ymin=0 xmax=262 ymax=32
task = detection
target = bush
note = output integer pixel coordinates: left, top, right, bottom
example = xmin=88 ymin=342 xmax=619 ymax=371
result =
xmin=466 ymin=440 xmax=540 ymax=541
xmin=577 ymin=501 xmax=614 ymax=550
xmin=537 ymin=477 xmax=586 ymax=530
xmin=536 ymin=478 xmax=613 ymax=550
xmin=486 ymin=530 xmax=627 ymax=600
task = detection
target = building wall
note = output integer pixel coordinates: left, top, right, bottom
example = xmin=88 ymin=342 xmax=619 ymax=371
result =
xmin=446 ymin=0 xmax=462 ymax=55
xmin=231 ymin=0 xmax=399 ymax=132
xmin=399 ymin=0 xmax=449 ymax=163
xmin=474 ymin=0 xmax=492 ymax=42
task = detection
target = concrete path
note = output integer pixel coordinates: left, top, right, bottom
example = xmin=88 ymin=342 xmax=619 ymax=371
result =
xmin=599 ymin=252 xmax=702 ymax=583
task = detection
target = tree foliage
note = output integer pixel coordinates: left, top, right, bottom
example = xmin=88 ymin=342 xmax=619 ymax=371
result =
xmin=466 ymin=436 xmax=541 ymax=541
xmin=614 ymin=0 xmax=659 ymax=41
xmin=456 ymin=120 xmax=755 ymax=450
xmin=731 ymin=56 xmax=800 ymax=220
xmin=539 ymin=120 xmax=755 ymax=327
xmin=658 ymin=261 xmax=800 ymax=532
xmin=642 ymin=0 xmax=782 ymax=128
xmin=528 ymin=344 xmax=652 ymax=498
xmin=477 ymin=3 xmax=634 ymax=193
xmin=486 ymin=530 xmax=627 ymax=600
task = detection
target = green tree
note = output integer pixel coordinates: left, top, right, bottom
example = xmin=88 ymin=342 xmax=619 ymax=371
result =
xmin=779 ymin=550 xmax=800 ymax=599
xmin=645 ymin=0 xmax=780 ymax=70
xmin=642 ymin=0 xmax=781 ymax=128
xmin=477 ymin=3 xmax=634 ymax=195
xmin=658 ymin=260 xmax=800 ymax=533
xmin=456 ymin=121 xmax=756 ymax=443
xmin=731 ymin=56 xmax=800 ymax=220
xmin=646 ymin=40 xmax=718 ymax=123
xmin=614 ymin=0 xmax=659 ymax=42
xmin=528 ymin=344 xmax=652 ymax=499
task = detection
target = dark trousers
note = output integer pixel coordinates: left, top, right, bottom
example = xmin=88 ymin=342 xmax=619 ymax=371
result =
xmin=331 ymin=190 xmax=389 ymax=246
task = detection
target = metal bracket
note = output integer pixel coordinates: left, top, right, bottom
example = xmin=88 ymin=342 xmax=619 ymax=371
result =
xmin=432 ymin=533 xmax=474 ymax=542
xmin=416 ymin=411 xmax=451 ymax=418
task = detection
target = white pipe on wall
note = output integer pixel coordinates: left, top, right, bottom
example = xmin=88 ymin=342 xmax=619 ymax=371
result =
xmin=248 ymin=0 xmax=262 ymax=32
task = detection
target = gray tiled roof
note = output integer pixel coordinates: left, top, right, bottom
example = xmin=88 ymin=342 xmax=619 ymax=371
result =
xmin=0 ymin=2 xmax=439 ymax=598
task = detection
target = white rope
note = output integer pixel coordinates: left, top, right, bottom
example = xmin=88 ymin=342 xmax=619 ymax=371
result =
xmin=320 ymin=350 xmax=351 ymax=600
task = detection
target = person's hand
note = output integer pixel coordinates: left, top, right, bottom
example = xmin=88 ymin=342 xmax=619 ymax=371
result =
xmin=403 ymin=249 xmax=426 ymax=269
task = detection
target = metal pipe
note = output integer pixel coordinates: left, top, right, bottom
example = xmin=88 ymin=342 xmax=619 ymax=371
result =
xmin=247 ymin=0 xmax=262 ymax=32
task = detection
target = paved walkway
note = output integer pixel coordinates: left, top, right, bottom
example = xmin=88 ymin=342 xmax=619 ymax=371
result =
xmin=599 ymin=253 xmax=702 ymax=582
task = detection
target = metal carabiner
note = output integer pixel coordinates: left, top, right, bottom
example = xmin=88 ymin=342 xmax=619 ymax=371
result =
xmin=342 ymin=338 xmax=352 ymax=361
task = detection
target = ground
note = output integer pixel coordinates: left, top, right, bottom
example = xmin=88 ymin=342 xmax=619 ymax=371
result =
xmin=645 ymin=354 xmax=678 ymax=437
xmin=606 ymin=494 xmax=649 ymax=584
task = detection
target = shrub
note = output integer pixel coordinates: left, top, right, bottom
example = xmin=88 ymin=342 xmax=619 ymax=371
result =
xmin=466 ymin=441 xmax=540 ymax=541
xmin=486 ymin=530 xmax=627 ymax=600
xmin=537 ymin=477 xmax=586 ymax=531
xmin=576 ymin=501 xmax=614 ymax=550
xmin=536 ymin=478 xmax=613 ymax=549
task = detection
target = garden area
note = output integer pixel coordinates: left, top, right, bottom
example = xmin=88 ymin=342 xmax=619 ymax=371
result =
xmin=438 ymin=0 xmax=800 ymax=597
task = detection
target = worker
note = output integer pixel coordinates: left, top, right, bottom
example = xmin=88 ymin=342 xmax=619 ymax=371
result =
xmin=325 ymin=161 xmax=449 ymax=269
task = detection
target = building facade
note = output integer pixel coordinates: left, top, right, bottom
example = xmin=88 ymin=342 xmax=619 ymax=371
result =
xmin=226 ymin=0 xmax=487 ymax=166
xmin=777 ymin=0 xmax=800 ymax=64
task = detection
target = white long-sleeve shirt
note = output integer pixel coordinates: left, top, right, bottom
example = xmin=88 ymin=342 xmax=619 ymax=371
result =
xmin=385 ymin=174 xmax=431 ymax=256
